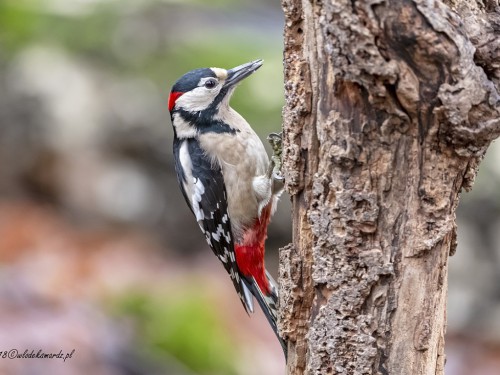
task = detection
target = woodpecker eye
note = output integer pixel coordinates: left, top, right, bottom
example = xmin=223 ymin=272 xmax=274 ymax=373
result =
xmin=204 ymin=79 xmax=218 ymax=89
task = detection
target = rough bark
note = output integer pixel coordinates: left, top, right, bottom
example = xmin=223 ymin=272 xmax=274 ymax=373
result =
xmin=279 ymin=1 xmax=500 ymax=374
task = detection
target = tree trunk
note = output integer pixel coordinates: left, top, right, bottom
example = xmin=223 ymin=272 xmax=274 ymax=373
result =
xmin=278 ymin=1 xmax=500 ymax=374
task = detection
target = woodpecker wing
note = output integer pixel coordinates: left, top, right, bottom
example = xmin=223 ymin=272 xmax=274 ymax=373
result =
xmin=173 ymin=137 xmax=253 ymax=312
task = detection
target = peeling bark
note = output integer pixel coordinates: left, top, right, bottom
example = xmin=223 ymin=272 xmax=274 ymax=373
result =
xmin=279 ymin=1 xmax=500 ymax=374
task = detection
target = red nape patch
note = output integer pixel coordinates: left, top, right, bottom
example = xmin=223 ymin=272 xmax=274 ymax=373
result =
xmin=168 ymin=91 xmax=183 ymax=111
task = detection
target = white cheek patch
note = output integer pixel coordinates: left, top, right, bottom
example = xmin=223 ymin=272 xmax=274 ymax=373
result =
xmin=175 ymin=87 xmax=213 ymax=111
xmin=175 ymin=84 xmax=222 ymax=112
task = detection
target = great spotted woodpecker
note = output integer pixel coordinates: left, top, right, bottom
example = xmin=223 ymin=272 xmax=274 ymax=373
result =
xmin=168 ymin=60 xmax=286 ymax=354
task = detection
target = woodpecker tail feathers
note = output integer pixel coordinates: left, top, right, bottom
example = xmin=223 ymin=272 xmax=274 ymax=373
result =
xmin=241 ymin=281 xmax=254 ymax=314
xmin=243 ymin=272 xmax=287 ymax=357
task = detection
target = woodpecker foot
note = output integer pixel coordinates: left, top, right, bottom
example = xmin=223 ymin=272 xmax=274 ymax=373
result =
xmin=267 ymin=132 xmax=284 ymax=193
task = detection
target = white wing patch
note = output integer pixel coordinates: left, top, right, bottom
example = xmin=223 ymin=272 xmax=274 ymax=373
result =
xmin=192 ymin=177 xmax=205 ymax=221
xmin=179 ymin=140 xmax=205 ymax=222
xmin=179 ymin=140 xmax=194 ymax=197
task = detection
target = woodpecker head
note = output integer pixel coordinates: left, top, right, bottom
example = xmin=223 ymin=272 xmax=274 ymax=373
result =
xmin=169 ymin=59 xmax=263 ymax=138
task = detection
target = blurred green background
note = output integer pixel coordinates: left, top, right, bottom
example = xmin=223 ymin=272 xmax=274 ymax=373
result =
xmin=0 ymin=0 xmax=499 ymax=374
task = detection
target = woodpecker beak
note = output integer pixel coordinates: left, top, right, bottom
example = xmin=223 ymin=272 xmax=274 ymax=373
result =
xmin=224 ymin=59 xmax=263 ymax=88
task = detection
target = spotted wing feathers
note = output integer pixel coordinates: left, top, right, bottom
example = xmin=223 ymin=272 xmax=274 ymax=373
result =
xmin=173 ymin=138 xmax=252 ymax=312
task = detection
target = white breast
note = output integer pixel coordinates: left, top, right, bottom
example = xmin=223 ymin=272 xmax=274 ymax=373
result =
xmin=199 ymin=108 xmax=269 ymax=240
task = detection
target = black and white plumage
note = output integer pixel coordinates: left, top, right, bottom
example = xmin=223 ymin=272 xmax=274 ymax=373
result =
xmin=173 ymin=136 xmax=251 ymax=310
xmin=168 ymin=60 xmax=286 ymax=355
